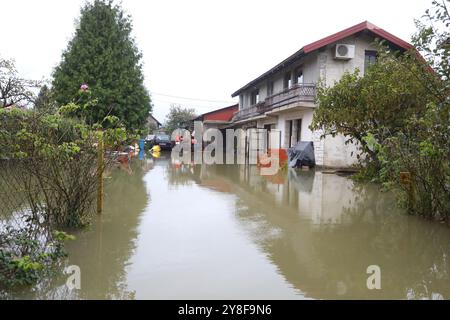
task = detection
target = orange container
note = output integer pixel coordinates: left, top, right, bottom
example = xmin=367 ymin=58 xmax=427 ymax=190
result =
xmin=258 ymin=149 xmax=288 ymax=168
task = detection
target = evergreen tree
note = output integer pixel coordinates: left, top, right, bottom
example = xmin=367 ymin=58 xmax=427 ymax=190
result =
xmin=34 ymin=85 xmax=57 ymax=113
xmin=52 ymin=0 xmax=151 ymax=130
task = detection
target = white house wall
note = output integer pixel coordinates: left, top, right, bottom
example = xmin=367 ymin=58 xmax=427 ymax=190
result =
xmin=323 ymin=135 xmax=359 ymax=168
xmin=237 ymin=32 xmax=380 ymax=168
xmin=317 ymin=33 xmax=374 ymax=167
xmin=323 ymin=33 xmax=376 ymax=86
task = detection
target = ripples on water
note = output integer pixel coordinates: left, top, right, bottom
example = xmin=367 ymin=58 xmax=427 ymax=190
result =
xmin=4 ymin=154 xmax=449 ymax=300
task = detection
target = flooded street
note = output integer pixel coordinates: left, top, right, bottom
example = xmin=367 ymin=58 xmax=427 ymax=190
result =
xmin=11 ymin=154 xmax=450 ymax=300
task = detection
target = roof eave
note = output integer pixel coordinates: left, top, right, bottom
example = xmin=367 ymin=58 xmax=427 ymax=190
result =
xmin=231 ymin=49 xmax=305 ymax=97
xmin=231 ymin=21 xmax=414 ymax=98
xmin=148 ymin=114 xmax=162 ymax=126
xmin=193 ymin=104 xmax=239 ymax=121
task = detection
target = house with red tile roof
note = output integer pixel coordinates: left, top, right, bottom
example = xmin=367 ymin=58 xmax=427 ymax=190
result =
xmin=230 ymin=21 xmax=413 ymax=168
xmin=194 ymin=104 xmax=238 ymax=131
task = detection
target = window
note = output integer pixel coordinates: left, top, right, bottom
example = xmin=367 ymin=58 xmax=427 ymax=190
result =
xmin=267 ymin=81 xmax=274 ymax=96
xmin=264 ymin=124 xmax=276 ymax=150
xmin=156 ymin=134 xmax=171 ymax=141
xmin=250 ymin=89 xmax=260 ymax=105
xmin=294 ymin=68 xmax=304 ymax=85
xmin=287 ymin=119 xmax=302 ymax=147
xmin=288 ymin=120 xmax=293 ymax=147
xmin=283 ymin=72 xmax=292 ymax=89
xmin=295 ymin=119 xmax=302 ymax=143
xmin=364 ymin=50 xmax=377 ymax=73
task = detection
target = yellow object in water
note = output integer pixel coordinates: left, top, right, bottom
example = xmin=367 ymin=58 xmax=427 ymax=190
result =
xmin=151 ymin=151 xmax=161 ymax=158
xmin=152 ymin=145 xmax=161 ymax=152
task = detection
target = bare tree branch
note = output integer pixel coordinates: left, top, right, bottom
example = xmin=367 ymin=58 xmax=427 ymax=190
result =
xmin=0 ymin=58 xmax=42 ymax=108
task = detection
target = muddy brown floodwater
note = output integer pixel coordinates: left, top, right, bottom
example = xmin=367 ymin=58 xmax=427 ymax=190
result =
xmin=10 ymin=153 xmax=450 ymax=299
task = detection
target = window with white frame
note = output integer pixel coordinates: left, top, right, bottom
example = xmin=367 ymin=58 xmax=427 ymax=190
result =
xmin=250 ymin=89 xmax=260 ymax=105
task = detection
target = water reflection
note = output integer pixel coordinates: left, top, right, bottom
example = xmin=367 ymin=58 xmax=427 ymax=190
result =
xmin=10 ymin=158 xmax=153 ymax=299
xmin=6 ymin=155 xmax=449 ymax=299
xmin=168 ymin=163 xmax=450 ymax=299
xmin=65 ymin=159 xmax=152 ymax=299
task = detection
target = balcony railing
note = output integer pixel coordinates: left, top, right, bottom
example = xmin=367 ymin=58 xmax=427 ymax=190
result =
xmin=232 ymin=83 xmax=316 ymax=122
xmin=232 ymin=102 xmax=264 ymax=120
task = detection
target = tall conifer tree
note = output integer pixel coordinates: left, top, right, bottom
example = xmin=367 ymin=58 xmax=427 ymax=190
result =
xmin=52 ymin=0 xmax=151 ymax=130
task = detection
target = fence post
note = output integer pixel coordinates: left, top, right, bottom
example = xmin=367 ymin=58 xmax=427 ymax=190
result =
xmin=97 ymin=130 xmax=104 ymax=215
xmin=399 ymin=171 xmax=414 ymax=211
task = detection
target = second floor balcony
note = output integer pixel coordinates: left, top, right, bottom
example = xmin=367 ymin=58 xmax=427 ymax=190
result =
xmin=232 ymin=83 xmax=316 ymax=122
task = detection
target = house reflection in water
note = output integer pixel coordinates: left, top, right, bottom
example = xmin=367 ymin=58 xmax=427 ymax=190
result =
xmin=171 ymin=163 xmax=450 ymax=300
xmin=195 ymin=164 xmax=359 ymax=224
xmin=9 ymin=159 xmax=448 ymax=300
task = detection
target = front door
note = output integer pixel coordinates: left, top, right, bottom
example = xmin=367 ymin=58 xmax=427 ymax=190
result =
xmin=287 ymin=119 xmax=302 ymax=148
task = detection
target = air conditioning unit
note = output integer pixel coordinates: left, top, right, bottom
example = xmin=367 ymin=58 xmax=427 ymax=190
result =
xmin=334 ymin=44 xmax=355 ymax=60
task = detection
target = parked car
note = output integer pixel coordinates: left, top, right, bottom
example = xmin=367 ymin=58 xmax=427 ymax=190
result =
xmin=151 ymin=134 xmax=173 ymax=150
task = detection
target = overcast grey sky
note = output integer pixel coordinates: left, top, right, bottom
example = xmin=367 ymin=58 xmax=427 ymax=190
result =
xmin=1 ymin=0 xmax=431 ymax=122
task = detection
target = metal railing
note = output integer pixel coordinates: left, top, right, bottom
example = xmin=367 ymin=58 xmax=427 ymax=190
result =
xmin=233 ymin=102 xmax=264 ymax=120
xmin=233 ymin=83 xmax=316 ymax=122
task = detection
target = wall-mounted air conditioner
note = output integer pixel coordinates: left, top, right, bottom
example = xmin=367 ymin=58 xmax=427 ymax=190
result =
xmin=334 ymin=44 xmax=355 ymax=60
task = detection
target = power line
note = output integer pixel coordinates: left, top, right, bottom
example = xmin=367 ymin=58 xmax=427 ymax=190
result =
xmin=152 ymin=97 xmax=222 ymax=105
xmin=150 ymin=91 xmax=236 ymax=104
xmin=151 ymin=100 xmax=222 ymax=111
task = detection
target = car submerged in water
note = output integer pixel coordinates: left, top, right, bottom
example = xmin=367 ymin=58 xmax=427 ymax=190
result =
xmin=147 ymin=134 xmax=173 ymax=150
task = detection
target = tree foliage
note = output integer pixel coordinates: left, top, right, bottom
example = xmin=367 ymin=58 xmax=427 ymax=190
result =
xmin=52 ymin=0 xmax=151 ymax=131
xmin=164 ymin=104 xmax=197 ymax=134
xmin=0 ymin=58 xmax=41 ymax=108
xmin=387 ymin=0 xmax=450 ymax=222
xmin=311 ymin=0 xmax=449 ymax=222
xmin=0 ymin=102 xmax=129 ymax=290
xmin=34 ymin=84 xmax=58 ymax=113
xmin=0 ymin=97 xmax=129 ymax=290
xmin=311 ymin=49 xmax=434 ymax=169
xmin=413 ymin=0 xmax=450 ymax=85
